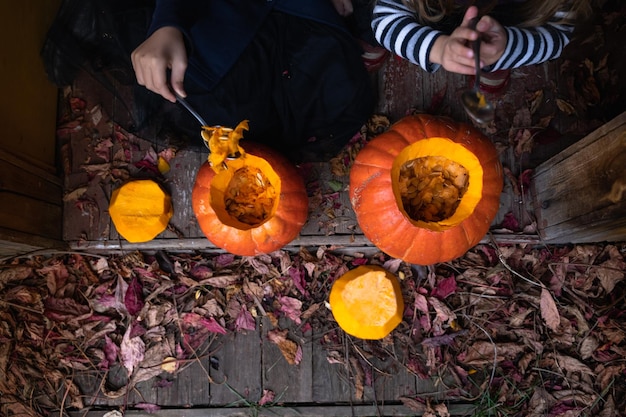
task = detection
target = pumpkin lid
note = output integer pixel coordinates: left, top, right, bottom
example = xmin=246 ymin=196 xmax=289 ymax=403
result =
xmin=329 ymin=265 xmax=404 ymax=340
xmin=109 ymin=179 xmax=173 ymax=243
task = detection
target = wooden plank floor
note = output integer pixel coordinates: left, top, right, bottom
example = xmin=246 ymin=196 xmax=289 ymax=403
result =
xmin=61 ymin=59 xmax=565 ymax=253
xmin=56 ymin=6 xmax=624 ymax=412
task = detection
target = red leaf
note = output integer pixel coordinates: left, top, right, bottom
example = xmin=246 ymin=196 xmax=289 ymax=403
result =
xmin=125 ymin=277 xmax=144 ymax=316
xmin=501 ymin=212 xmax=520 ymax=232
xmin=431 ymin=276 xmax=457 ymax=299
xmin=288 ymin=265 xmax=309 ymax=298
xmin=278 ymin=296 xmax=302 ymax=324
xmin=235 ymin=306 xmax=257 ymax=331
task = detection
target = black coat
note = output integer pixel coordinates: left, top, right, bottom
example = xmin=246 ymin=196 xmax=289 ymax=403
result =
xmin=149 ymin=0 xmax=348 ymax=90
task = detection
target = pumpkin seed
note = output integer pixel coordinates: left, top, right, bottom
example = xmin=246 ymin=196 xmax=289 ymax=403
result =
xmin=398 ymin=156 xmax=469 ymax=222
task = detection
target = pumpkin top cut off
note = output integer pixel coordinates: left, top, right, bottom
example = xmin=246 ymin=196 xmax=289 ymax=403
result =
xmin=329 ymin=265 xmax=404 ymax=340
xmin=109 ymin=179 xmax=173 ymax=243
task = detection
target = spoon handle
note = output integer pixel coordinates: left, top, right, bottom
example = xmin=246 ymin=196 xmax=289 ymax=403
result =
xmin=469 ymin=17 xmax=481 ymax=91
xmin=175 ymin=93 xmax=209 ymax=127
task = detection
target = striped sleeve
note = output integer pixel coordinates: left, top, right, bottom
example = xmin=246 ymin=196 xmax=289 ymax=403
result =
xmin=372 ymin=0 xmax=576 ymax=73
xmin=486 ymin=14 xmax=575 ymax=71
xmin=371 ymin=0 xmax=444 ymax=73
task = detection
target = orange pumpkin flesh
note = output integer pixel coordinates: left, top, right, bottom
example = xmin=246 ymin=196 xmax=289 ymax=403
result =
xmin=329 ymin=265 xmax=404 ymax=340
xmin=349 ymin=114 xmax=503 ymax=265
xmin=109 ymin=179 xmax=173 ymax=243
xmin=192 ymin=141 xmax=308 ymax=256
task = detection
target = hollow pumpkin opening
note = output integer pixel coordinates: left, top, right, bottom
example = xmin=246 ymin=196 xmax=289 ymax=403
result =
xmin=392 ymin=137 xmax=483 ymax=231
xmin=209 ymin=154 xmax=281 ymax=230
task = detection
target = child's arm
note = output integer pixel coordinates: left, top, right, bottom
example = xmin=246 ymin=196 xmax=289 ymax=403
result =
xmin=131 ymin=0 xmax=200 ymax=102
xmin=372 ymin=0 xmax=576 ymax=73
xmin=482 ymin=10 xmax=575 ymax=71
xmin=371 ymin=0 xmax=445 ymax=73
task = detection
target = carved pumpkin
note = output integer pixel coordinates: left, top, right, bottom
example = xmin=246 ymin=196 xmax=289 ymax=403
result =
xmin=192 ymin=122 xmax=308 ymax=256
xmin=109 ymin=179 xmax=173 ymax=243
xmin=349 ymin=114 xmax=503 ymax=265
xmin=329 ymin=265 xmax=404 ymax=340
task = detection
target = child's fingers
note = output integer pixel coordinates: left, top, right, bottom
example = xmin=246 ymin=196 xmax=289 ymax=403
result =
xmin=461 ymin=6 xmax=479 ymax=27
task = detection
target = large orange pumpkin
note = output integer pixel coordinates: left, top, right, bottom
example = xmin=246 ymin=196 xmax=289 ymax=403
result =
xmin=192 ymin=139 xmax=308 ymax=256
xmin=349 ymin=114 xmax=503 ymax=265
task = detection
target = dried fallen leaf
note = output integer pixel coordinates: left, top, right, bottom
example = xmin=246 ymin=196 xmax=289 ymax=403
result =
xmin=399 ymin=396 xmax=427 ymax=412
xmin=433 ymin=403 xmax=450 ymax=417
xmin=556 ymin=98 xmax=577 ymax=115
xmin=258 ymin=389 xmax=275 ymax=406
xmin=267 ymin=328 xmax=302 ymax=365
xmin=121 ymin=325 xmax=145 ymax=375
xmin=460 ymin=341 xmax=524 ymax=366
xmin=161 ymin=356 xmax=178 ymax=373
xmin=579 ymin=335 xmax=599 ymax=360
xmin=527 ymin=89 xmax=544 ymax=115
xmin=540 ymin=287 xmax=560 ymax=332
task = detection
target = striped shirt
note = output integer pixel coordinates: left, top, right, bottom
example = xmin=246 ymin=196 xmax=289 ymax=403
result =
xmin=371 ymin=0 xmax=575 ymax=72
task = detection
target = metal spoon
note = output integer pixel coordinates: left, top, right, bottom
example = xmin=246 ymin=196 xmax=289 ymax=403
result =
xmin=175 ymin=93 xmax=209 ymax=127
xmin=461 ymin=17 xmax=495 ymax=124
xmin=174 ymin=93 xmax=240 ymax=159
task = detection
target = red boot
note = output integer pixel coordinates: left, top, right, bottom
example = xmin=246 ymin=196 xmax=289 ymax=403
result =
xmin=358 ymin=39 xmax=390 ymax=73
xmin=477 ymin=69 xmax=511 ymax=95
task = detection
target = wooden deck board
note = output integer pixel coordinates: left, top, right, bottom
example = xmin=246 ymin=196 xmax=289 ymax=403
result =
xmin=209 ymin=329 xmax=264 ymax=406
xmin=261 ymin=318 xmax=314 ymax=403
xmin=55 ymin=403 xmax=478 ymax=417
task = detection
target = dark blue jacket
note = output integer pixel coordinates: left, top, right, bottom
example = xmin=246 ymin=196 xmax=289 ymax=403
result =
xmin=148 ymin=0 xmax=347 ymax=90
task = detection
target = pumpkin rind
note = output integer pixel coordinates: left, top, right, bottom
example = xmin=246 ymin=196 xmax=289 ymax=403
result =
xmin=192 ymin=141 xmax=308 ymax=256
xmin=329 ymin=265 xmax=404 ymax=340
xmin=109 ymin=179 xmax=173 ymax=243
xmin=349 ymin=114 xmax=503 ymax=265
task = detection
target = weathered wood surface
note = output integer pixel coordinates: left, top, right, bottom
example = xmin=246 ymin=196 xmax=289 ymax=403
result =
xmin=55 ymin=403 xmax=477 ymax=417
xmin=71 ymin=317 xmax=443 ymax=410
xmin=0 ymin=148 xmax=65 ymax=255
xmin=532 ymin=111 xmax=626 ymax=243
xmin=61 ymin=58 xmax=567 ymax=253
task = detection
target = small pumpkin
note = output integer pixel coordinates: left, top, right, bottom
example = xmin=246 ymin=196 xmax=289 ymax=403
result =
xmin=349 ymin=114 xmax=503 ymax=265
xmin=329 ymin=265 xmax=404 ymax=340
xmin=109 ymin=179 xmax=173 ymax=243
xmin=192 ymin=122 xmax=308 ymax=256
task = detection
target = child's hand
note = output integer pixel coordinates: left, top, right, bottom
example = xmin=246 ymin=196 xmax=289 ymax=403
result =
xmin=475 ymin=15 xmax=507 ymax=67
xmin=331 ymin=0 xmax=353 ymax=16
xmin=429 ymin=6 xmax=481 ymax=75
xmin=429 ymin=6 xmax=507 ymax=74
xmin=131 ymin=26 xmax=188 ymax=103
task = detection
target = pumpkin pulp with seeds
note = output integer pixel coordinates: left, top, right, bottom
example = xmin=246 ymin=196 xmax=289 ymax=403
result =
xmin=398 ymin=155 xmax=469 ymax=223
xmin=224 ymin=166 xmax=277 ymax=225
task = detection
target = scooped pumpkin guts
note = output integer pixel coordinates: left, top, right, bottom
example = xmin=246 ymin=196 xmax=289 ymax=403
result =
xmin=201 ymin=120 xmax=248 ymax=172
xmin=109 ymin=179 xmax=173 ymax=243
xmin=329 ymin=265 xmax=404 ymax=340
